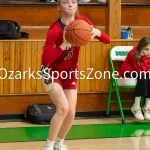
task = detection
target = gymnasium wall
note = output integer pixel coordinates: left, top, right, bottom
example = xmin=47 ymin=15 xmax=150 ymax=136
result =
xmin=0 ymin=1 xmax=149 ymax=115
xmin=122 ymin=0 xmax=149 ymax=2
xmin=0 ymin=2 xmax=150 ymax=38
xmin=2 ymin=0 xmax=150 ymax=2
xmin=0 ymin=40 xmax=137 ymax=113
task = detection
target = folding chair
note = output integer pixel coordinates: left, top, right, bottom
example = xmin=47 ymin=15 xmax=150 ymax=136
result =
xmin=106 ymin=46 xmax=140 ymax=124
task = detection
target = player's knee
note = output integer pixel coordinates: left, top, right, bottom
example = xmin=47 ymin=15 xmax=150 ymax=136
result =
xmin=57 ymin=103 xmax=69 ymax=116
xmin=67 ymin=109 xmax=76 ymax=120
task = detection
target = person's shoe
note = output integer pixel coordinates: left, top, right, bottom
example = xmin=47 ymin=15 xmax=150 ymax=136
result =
xmin=43 ymin=142 xmax=54 ymax=150
xmin=142 ymin=106 xmax=150 ymax=120
xmin=44 ymin=148 xmax=53 ymax=150
xmin=44 ymin=145 xmax=53 ymax=150
xmin=54 ymin=143 xmax=68 ymax=150
xmin=131 ymin=105 xmax=144 ymax=120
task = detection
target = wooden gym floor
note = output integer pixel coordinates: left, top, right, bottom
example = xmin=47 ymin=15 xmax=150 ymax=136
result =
xmin=0 ymin=118 xmax=150 ymax=150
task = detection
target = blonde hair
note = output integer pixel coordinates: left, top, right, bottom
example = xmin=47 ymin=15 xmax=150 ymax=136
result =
xmin=57 ymin=0 xmax=79 ymax=16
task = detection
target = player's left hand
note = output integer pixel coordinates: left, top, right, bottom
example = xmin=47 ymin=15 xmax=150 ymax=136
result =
xmin=90 ymin=25 xmax=101 ymax=40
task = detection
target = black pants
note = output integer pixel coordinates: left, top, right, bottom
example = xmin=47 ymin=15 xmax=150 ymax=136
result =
xmin=123 ymin=72 xmax=150 ymax=98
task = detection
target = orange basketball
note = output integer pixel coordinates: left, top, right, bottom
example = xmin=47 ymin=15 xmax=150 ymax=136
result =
xmin=65 ymin=19 xmax=92 ymax=47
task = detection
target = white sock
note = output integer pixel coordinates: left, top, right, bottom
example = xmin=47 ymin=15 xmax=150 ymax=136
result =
xmin=133 ymin=97 xmax=141 ymax=108
xmin=56 ymin=137 xmax=64 ymax=145
xmin=145 ymin=98 xmax=150 ymax=108
xmin=44 ymin=139 xmax=55 ymax=149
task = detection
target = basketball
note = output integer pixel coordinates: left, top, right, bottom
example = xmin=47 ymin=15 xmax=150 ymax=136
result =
xmin=65 ymin=19 xmax=92 ymax=46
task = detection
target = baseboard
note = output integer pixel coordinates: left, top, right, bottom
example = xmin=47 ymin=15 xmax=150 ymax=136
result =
xmin=0 ymin=111 xmax=133 ymax=122
xmin=75 ymin=110 xmax=133 ymax=119
xmin=0 ymin=114 xmax=24 ymax=122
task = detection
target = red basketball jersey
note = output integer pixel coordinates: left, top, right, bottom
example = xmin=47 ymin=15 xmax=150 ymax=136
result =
xmin=42 ymin=16 xmax=110 ymax=69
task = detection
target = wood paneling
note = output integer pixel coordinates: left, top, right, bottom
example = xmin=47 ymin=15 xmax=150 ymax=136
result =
xmin=0 ymin=0 xmax=40 ymax=1
xmin=0 ymin=92 xmax=135 ymax=114
xmin=0 ymin=1 xmax=149 ymax=114
xmin=121 ymin=7 xmax=150 ymax=26
xmin=20 ymin=26 xmax=150 ymax=39
xmin=78 ymin=6 xmax=106 ymax=26
xmin=122 ymin=0 xmax=149 ymax=2
xmin=0 ymin=3 xmax=150 ymax=41
xmin=0 ymin=39 xmax=139 ymax=114
xmin=2 ymin=0 xmax=150 ymax=3
xmin=21 ymin=27 xmax=48 ymax=39
xmin=106 ymin=0 xmax=121 ymax=39
xmin=0 ymin=5 xmax=105 ymax=26
xmin=0 ymin=5 xmax=150 ymax=26
xmin=132 ymin=26 xmax=150 ymax=39
xmin=0 ymin=6 xmax=61 ymax=26
xmin=0 ymin=40 xmax=139 ymax=95
xmin=2 ymin=0 xmax=150 ymax=2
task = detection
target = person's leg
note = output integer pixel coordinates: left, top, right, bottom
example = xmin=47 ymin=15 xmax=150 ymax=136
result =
xmin=54 ymin=89 xmax=77 ymax=149
xmin=132 ymin=97 xmax=141 ymax=109
xmin=142 ymin=97 xmax=150 ymax=120
xmin=131 ymin=97 xmax=144 ymax=120
xmin=44 ymin=83 xmax=69 ymax=150
xmin=142 ymin=76 xmax=150 ymax=120
xmin=124 ymin=73 xmax=144 ymax=120
xmin=145 ymin=75 xmax=150 ymax=108
xmin=57 ymin=89 xmax=77 ymax=138
xmin=131 ymin=78 xmax=144 ymax=120
xmin=144 ymin=98 xmax=150 ymax=108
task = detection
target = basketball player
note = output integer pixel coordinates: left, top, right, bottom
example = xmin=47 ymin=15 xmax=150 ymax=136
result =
xmin=41 ymin=0 xmax=110 ymax=149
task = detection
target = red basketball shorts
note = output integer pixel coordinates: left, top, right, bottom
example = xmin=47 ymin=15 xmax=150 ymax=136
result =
xmin=41 ymin=65 xmax=78 ymax=92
